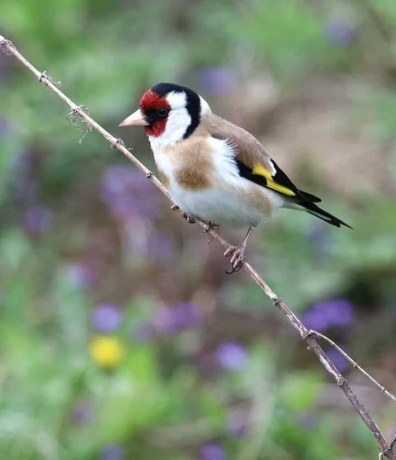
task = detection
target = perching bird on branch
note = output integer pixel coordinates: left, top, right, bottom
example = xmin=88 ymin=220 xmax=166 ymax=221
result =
xmin=120 ymin=83 xmax=351 ymax=273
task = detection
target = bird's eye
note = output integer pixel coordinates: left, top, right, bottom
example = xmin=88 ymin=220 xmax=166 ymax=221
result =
xmin=157 ymin=108 xmax=169 ymax=118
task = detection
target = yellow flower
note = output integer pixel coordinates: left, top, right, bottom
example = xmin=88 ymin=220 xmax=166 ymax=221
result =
xmin=89 ymin=335 xmax=124 ymax=369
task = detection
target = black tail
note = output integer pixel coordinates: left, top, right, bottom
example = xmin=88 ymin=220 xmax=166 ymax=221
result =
xmin=298 ymin=190 xmax=352 ymax=229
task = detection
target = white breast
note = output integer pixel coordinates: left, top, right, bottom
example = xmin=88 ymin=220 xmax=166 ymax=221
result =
xmin=150 ymin=136 xmax=283 ymax=228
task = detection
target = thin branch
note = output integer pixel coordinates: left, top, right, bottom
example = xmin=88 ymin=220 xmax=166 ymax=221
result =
xmin=1 ymin=34 xmax=394 ymax=459
xmin=311 ymin=330 xmax=396 ymax=403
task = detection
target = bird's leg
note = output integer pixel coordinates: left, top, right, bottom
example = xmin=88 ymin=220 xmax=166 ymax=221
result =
xmin=224 ymin=227 xmax=255 ymax=274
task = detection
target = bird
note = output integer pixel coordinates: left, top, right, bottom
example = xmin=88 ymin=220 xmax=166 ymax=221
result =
xmin=119 ymin=82 xmax=351 ymax=273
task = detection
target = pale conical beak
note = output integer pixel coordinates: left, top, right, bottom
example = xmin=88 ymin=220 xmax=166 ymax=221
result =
xmin=119 ymin=109 xmax=149 ymax=127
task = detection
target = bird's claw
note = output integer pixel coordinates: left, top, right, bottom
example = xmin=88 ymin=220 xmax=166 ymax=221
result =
xmin=170 ymin=203 xmax=179 ymax=211
xmin=224 ymin=245 xmax=246 ymax=274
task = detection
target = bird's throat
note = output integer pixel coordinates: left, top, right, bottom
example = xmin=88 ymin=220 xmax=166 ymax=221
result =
xmin=145 ymin=119 xmax=168 ymax=137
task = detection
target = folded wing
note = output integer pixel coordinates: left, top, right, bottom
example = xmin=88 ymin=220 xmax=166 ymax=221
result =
xmin=204 ymin=114 xmax=350 ymax=228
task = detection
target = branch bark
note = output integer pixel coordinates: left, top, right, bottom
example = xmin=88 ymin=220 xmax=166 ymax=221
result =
xmin=1 ymin=34 xmax=394 ymax=459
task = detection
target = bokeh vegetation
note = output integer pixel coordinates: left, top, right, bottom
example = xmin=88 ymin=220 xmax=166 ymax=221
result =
xmin=1 ymin=1 xmax=396 ymax=459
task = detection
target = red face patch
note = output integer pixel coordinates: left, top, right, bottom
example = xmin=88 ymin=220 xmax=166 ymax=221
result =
xmin=140 ymin=89 xmax=171 ymax=137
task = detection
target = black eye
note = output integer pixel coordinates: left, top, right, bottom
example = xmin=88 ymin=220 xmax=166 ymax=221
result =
xmin=157 ymin=108 xmax=169 ymax=118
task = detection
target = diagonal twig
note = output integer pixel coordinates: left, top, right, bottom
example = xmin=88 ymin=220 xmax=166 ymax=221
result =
xmin=311 ymin=330 xmax=396 ymax=403
xmin=1 ymin=34 xmax=394 ymax=459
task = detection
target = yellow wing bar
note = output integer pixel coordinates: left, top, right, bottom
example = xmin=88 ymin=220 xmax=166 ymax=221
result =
xmin=252 ymin=163 xmax=296 ymax=197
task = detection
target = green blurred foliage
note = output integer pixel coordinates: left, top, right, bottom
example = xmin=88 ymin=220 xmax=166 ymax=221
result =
xmin=1 ymin=0 xmax=396 ymax=459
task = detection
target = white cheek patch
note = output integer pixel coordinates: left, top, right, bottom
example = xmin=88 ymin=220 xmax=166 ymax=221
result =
xmin=165 ymin=108 xmax=191 ymax=143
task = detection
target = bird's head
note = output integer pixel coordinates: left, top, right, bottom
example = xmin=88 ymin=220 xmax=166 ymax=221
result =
xmin=119 ymin=83 xmax=211 ymax=146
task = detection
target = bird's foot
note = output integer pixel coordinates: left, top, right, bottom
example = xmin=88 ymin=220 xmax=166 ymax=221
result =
xmin=170 ymin=203 xmax=179 ymax=211
xmin=182 ymin=212 xmax=196 ymax=224
xmin=224 ymin=244 xmax=246 ymax=274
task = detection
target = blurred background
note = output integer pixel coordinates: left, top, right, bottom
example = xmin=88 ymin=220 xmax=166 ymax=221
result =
xmin=1 ymin=0 xmax=396 ymax=459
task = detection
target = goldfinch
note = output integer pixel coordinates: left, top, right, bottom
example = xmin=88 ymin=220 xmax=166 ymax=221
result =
xmin=120 ymin=83 xmax=351 ymax=273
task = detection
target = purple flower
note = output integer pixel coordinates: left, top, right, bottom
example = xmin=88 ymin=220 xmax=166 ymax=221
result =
xmin=101 ymin=444 xmax=124 ymax=460
xmin=67 ymin=263 xmax=95 ymax=289
xmin=154 ymin=302 xmax=202 ymax=334
xmin=323 ymin=20 xmax=354 ymax=47
xmin=100 ymin=165 xmax=160 ymax=221
xmin=198 ymin=67 xmax=236 ymax=95
xmin=302 ymin=299 xmax=355 ymax=332
xmin=200 ymin=443 xmax=227 ymax=460
xmin=326 ymin=347 xmax=350 ymax=373
xmin=22 ymin=205 xmax=52 ymax=235
xmin=216 ymin=342 xmax=247 ymax=371
xmin=92 ymin=304 xmax=123 ymax=333
xmin=72 ymin=401 xmax=94 ymax=425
